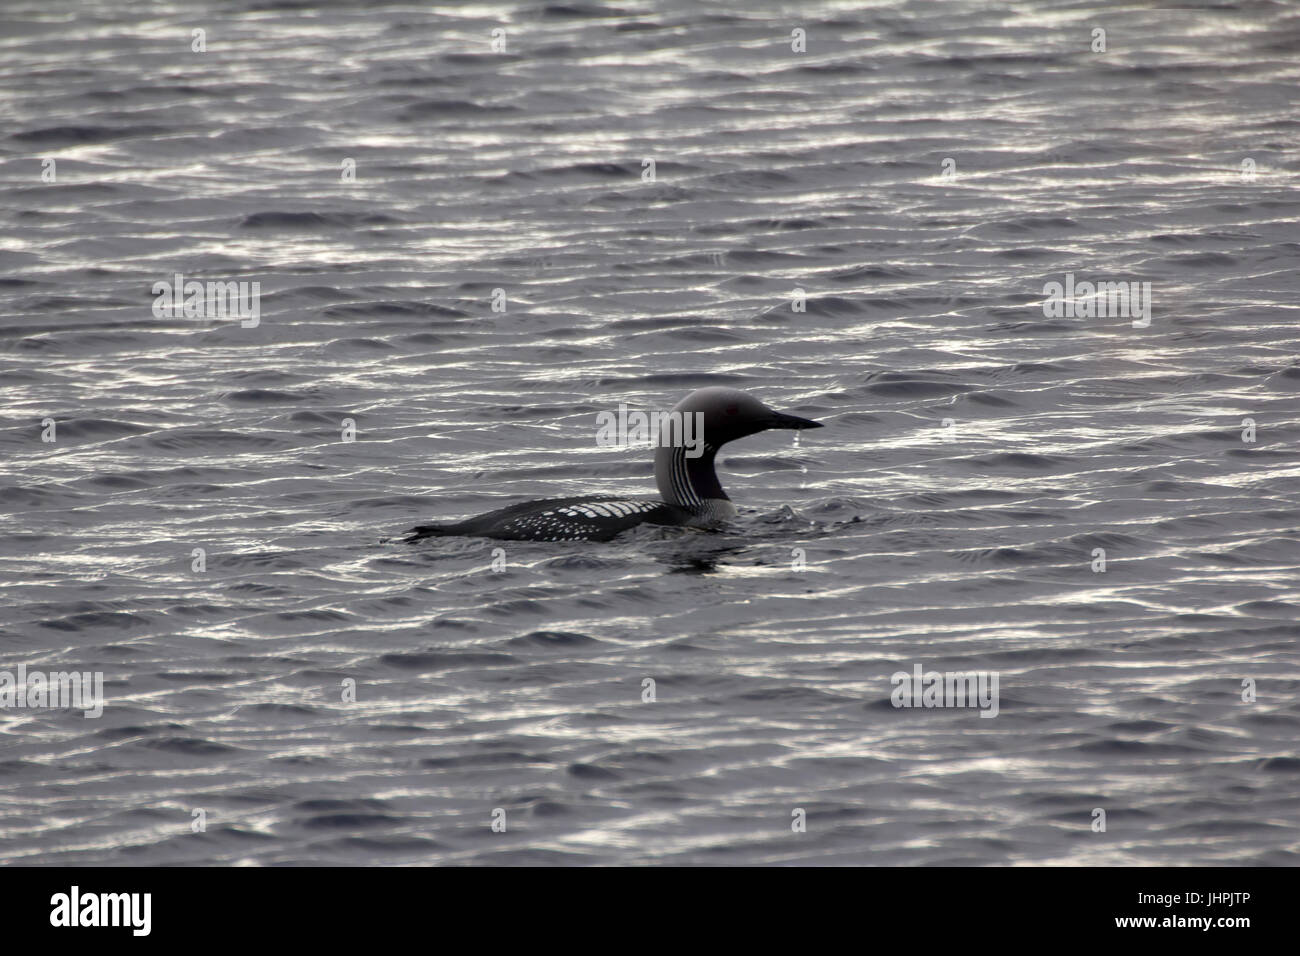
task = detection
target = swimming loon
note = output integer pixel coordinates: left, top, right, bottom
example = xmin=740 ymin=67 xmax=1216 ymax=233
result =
xmin=401 ymin=386 xmax=822 ymax=543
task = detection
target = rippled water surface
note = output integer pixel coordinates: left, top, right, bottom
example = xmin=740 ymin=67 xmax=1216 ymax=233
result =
xmin=2 ymin=0 xmax=1299 ymax=865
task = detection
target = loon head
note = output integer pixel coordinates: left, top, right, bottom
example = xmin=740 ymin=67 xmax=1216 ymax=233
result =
xmin=653 ymin=386 xmax=822 ymax=516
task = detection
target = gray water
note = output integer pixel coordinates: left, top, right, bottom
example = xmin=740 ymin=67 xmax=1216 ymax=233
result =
xmin=1 ymin=0 xmax=1298 ymax=866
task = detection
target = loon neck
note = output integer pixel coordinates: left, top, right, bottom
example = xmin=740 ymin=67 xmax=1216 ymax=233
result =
xmin=654 ymin=442 xmax=726 ymax=513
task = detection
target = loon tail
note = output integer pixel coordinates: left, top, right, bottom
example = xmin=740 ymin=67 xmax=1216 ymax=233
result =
xmin=400 ymin=522 xmax=466 ymax=543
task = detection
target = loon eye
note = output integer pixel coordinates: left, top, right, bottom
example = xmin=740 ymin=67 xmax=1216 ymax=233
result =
xmin=725 ymin=404 xmax=739 ymax=416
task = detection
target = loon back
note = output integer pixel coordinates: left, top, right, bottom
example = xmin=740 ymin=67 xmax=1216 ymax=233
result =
xmin=402 ymin=495 xmax=690 ymax=543
xmin=401 ymin=386 xmax=822 ymax=543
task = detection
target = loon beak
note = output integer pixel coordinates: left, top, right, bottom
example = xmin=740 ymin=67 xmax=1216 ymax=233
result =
xmin=766 ymin=409 xmax=823 ymax=430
